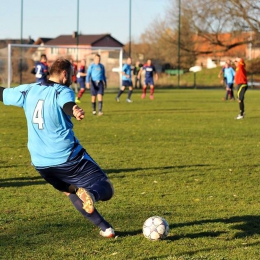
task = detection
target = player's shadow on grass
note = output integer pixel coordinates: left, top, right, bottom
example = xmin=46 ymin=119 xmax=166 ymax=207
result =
xmin=105 ymin=164 xmax=211 ymax=175
xmin=0 ymin=176 xmax=46 ymax=188
xmin=167 ymin=215 xmax=260 ymax=240
xmin=166 ymin=231 xmax=226 ymax=241
xmin=114 ymin=229 xmax=143 ymax=237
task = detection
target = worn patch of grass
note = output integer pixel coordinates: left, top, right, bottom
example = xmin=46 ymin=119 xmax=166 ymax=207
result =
xmin=1 ymin=89 xmax=260 ymax=259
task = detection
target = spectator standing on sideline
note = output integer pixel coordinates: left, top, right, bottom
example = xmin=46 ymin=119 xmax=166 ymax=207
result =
xmin=218 ymin=62 xmax=229 ymax=100
xmin=86 ymin=54 xmax=107 ymax=116
xmin=234 ymin=58 xmax=248 ymax=119
xmin=133 ymin=61 xmax=142 ymax=89
xmin=138 ymin=59 xmax=158 ymax=100
xmin=70 ymin=59 xmax=78 ymax=93
xmin=75 ymin=59 xmax=87 ymax=103
xmin=116 ymin=57 xmax=133 ymax=103
xmin=32 ymin=54 xmax=49 ymax=85
xmin=224 ymin=60 xmax=235 ymax=101
xmin=0 ymin=58 xmax=115 ymax=238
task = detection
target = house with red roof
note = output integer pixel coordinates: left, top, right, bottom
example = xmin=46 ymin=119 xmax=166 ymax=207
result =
xmin=43 ymin=33 xmax=124 ymax=86
xmin=44 ymin=33 xmax=124 ymax=62
xmin=194 ymin=32 xmax=257 ymax=68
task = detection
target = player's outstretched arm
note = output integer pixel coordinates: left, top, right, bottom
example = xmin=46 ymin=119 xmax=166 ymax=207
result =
xmin=73 ymin=105 xmax=85 ymax=120
xmin=63 ymin=102 xmax=85 ymax=121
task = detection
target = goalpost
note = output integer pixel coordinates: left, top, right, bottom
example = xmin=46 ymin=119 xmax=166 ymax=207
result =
xmin=3 ymin=44 xmax=123 ymax=88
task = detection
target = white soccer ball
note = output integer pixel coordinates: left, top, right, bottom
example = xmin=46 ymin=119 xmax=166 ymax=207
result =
xmin=142 ymin=216 xmax=169 ymax=240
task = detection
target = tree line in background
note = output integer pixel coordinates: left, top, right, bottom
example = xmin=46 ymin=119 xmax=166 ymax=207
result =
xmin=125 ymin=0 xmax=260 ymax=71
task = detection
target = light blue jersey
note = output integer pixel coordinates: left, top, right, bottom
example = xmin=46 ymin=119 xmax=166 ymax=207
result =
xmin=86 ymin=63 xmax=106 ymax=84
xmin=3 ymin=82 xmax=83 ymax=167
xmin=224 ymin=67 xmax=235 ymax=84
xmin=122 ymin=64 xmax=132 ymax=81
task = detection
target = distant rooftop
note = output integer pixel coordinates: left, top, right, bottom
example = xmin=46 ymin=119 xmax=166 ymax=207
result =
xmin=45 ymin=34 xmax=124 ymax=47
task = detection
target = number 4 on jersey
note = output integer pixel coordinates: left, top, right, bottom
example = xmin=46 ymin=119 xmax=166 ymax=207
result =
xmin=33 ymin=100 xmax=44 ymax=129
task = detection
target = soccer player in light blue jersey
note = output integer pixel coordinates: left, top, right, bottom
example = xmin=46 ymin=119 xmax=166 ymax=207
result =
xmin=86 ymin=54 xmax=106 ymax=116
xmin=224 ymin=60 xmax=235 ymax=101
xmin=0 ymin=58 xmax=115 ymax=238
xmin=116 ymin=57 xmax=133 ymax=103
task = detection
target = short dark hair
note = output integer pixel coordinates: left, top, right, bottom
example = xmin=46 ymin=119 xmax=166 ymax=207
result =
xmin=95 ymin=54 xmax=101 ymax=58
xmin=49 ymin=58 xmax=71 ymax=76
xmin=41 ymin=54 xmax=47 ymax=59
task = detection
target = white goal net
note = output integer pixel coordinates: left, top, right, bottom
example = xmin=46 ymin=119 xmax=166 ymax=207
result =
xmin=0 ymin=44 xmax=123 ymax=88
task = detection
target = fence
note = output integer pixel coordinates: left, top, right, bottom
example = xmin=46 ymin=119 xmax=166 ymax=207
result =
xmin=0 ymin=44 xmax=123 ymax=88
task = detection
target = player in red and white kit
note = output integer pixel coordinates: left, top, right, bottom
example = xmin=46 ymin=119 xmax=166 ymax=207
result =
xmin=70 ymin=59 xmax=78 ymax=93
xmin=75 ymin=59 xmax=87 ymax=104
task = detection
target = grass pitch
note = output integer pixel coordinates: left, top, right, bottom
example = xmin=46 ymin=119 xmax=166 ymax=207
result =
xmin=1 ymin=89 xmax=260 ymax=260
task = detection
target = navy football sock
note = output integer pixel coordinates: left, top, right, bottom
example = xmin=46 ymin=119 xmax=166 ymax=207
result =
xmin=117 ymin=90 xmax=124 ymax=98
xmin=69 ymin=194 xmax=111 ymax=231
xmin=98 ymin=101 xmax=103 ymax=112
xmin=92 ymin=102 xmax=96 ymax=111
xmin=127 ymin=90 xmax=133 ymax=99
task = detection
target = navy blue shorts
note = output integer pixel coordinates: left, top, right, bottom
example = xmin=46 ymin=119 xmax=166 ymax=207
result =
xmin=35 ymin=149 xmax=108 ymax=192
xmin=144 ymin=78 xmax=154 ymax=86
xmin=227 ymin=83 xmax=233 ymax=89
xmin=122 ymin=80 xmax=133 ymax=87
xmin=77 ymin=78 xmax=86 ymax=89
xmin=90 ymin=80 xmax=104 ymax=96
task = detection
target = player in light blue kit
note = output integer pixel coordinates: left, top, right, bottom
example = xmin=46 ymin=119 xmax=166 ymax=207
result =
xmin=224 ymin=60 xmax=235 ymax=100
xmin=0 ymin=58 xmax=115 ymax=238
xmin=116 ymin=57 xmax=133 ymax=103
xmin=86 ymin=54 xmax=106 ymax=116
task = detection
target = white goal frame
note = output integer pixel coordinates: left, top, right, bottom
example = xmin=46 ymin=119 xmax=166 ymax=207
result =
xmin=7 ymin=43 xmax=123 ymax=88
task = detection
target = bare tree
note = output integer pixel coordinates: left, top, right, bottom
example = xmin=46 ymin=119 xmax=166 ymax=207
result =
xmin=135 ymin=0 xmax=260 ymax=65
xmin=137 ymin=5 xmax=197 ymax=69
xmin=181 ymin=0 xmax=260 ymax=54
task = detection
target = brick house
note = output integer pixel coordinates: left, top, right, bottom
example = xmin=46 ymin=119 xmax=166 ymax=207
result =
xmin=193 ymin=32 xmax=256 ymax=68
xmin=44 ymin=33 xmax=124 ymax=86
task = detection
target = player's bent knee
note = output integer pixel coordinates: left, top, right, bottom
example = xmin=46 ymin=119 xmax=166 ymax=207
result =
xmin=106 ymin=179 xmax=114 ymax=197
xmin=100 ymin=179 xmax=114 ymax=201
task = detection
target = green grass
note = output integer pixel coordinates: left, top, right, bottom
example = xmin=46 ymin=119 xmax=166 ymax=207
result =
xmin=1 ymin=89 xmax=260 ymax=259
xmin=158 ymin=67 xmax=223 ymax=87
xmin=158 ymin=67 xmax=260 ymax=88
xmin=5 ymin=66 xmax=260 ymax=89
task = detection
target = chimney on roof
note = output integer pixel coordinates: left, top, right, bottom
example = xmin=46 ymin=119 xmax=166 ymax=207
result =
xmin=72 ymin=31 xmax=78 ymax=38
xmin=28 ymin=36 xmax=34 ymax=44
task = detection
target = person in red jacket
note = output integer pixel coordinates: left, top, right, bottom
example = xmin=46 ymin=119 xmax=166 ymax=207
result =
xmin=234 ymin=58 xmax=248 ymax=119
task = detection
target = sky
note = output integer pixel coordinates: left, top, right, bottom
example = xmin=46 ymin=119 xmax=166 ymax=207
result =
xmin=0 ymin=0 xmax=169 ymax=44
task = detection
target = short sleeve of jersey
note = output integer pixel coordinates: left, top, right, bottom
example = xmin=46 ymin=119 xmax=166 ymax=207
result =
xmin=56 ymin=87 xmax=75 ymax=108
xmin=3 ymin=84 xmax=31 ymax=107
